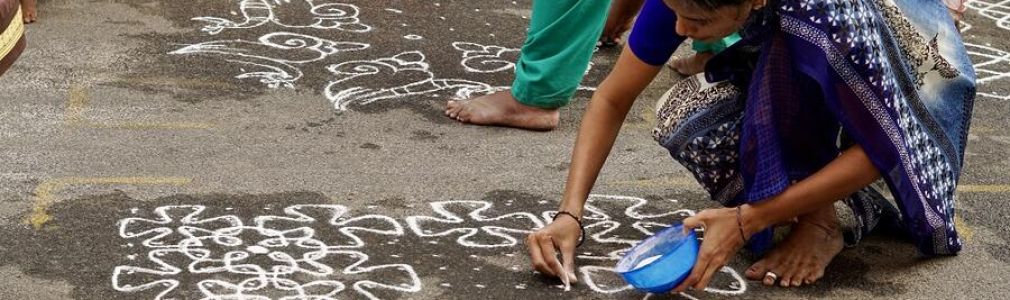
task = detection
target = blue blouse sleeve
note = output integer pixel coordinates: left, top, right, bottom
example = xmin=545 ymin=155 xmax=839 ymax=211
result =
xmin=628 ymin=0 xmax=686 ymax=66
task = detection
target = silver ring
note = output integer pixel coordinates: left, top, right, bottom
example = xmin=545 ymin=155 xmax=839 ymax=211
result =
xmin=764 ymin=271 xmax=779 ymax=281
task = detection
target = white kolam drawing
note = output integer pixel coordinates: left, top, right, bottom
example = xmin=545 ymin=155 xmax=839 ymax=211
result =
xmin=324 ymin=51 xmax=495 ymax=110
xmin=113 ymin=205 xmax=419 ymax=300
xmin=405 ymin=200 xmax=545 ymax=248
xmin=113 ymin=195 xmax=747 ymax=299
xmin=403 ymin=194 xmax=748 ymax=298
xmin=965 ymin=42 xmax=1010 ymax=101
xmin=194 ymin=0 xmax=372 ymax=35
xmin=452 ymin=42 xmax=521 ymax=73
xmin=170 ymin=32 xmax=369 ymax=89
xmin=966 ymin=0 xmax=1010 ymax=31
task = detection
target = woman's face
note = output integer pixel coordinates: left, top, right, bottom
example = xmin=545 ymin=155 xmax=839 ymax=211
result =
xmin=663 ymin=0 xmax=759 ymax=43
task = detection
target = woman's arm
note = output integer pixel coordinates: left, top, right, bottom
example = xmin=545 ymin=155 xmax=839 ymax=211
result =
xmin=741 ymin=145 xmax=882 ymax=234
xmin=675 ymin=145 xmax=882 ymax=291
xmin=558 ymin=46 xmax=664 ymax=217
xmin=526 ymin=45 xmax=663 ymax=280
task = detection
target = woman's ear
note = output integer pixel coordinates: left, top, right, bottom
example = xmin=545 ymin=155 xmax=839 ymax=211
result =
xmin=752 ymin=0 xmax=768 ymax=10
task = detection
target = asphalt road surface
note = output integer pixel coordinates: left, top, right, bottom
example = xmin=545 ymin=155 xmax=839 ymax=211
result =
xmin=1 ymin=0 xmax=1008 ymax=299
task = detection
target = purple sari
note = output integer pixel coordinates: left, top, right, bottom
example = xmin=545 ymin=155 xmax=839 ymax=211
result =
xmin=639 ymin=0 xmax=975 ymax=256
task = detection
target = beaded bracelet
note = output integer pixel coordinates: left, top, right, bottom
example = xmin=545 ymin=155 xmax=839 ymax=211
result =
xmin=553 ymin=211 xmax=586 ymax=248
xmin=736 ymin=206 xmax=748 ymax=244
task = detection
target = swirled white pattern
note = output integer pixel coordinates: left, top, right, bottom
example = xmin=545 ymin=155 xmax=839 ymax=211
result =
xmin=194 ymin=0 xmax=372 ymax=35
xmin=113 ymin=205 xmax=418 ymax=300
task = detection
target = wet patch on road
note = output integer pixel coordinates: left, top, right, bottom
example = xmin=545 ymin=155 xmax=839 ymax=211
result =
xmin=101 ymin=0 xmax=609 ymax=121
xmin=0 ymin=190 xmax=755 ymax=299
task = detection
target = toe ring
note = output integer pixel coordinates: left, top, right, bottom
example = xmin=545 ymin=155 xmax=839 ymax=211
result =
xmin=764 ymin=271 xmax=779 ymax=281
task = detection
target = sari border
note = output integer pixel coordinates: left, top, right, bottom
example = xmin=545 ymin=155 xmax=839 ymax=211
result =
xmin=778 ymin=14 xmax=945 ymax=231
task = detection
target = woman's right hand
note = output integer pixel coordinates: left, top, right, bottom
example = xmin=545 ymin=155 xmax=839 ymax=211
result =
xmin=524 ymin=42 xmax=664 ymax=285
xmin=526 ymin=215 xmax=582 ymax=283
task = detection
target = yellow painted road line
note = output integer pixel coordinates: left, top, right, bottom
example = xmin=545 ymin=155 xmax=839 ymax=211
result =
xmin=957 ymin=184 xmax=1010 ymax=193
xmin=65 ymin=84 xmax=89 ymax=124
xmin=86 ymin=121 xmax=215 ymax=130
xmin=27 ymin=177 xmax=192 ymax=230
xmin=63 ymin=85 xmax=215 ymax=130
xmin=969 ymin=125 xmax=994 ymax=134
xmin=608 ymin=176 xmax=993 ymax=243
xmin=119 ymin=76 xmax=235 ymax=90
xmin=610 ymin=175 xmax=1010 ymax=194
xmin=955 ymin=216 xmax=974 ymax=242
xmin=607 ymin=176 xmax=699 ymax=188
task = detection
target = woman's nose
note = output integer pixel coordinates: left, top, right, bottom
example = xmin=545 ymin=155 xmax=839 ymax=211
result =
xmin=675 ymin=20 xmax=693 ymax=37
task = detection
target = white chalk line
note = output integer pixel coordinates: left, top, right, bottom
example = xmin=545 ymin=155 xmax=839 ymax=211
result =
xmin=325 ymin=51 xmax=494 ymax=110
xmin=964 ymin=42 xmax=1010 ymax=101
xmin=404 ymin=194 xmax=748 ymax=296
xmin=966 ymin=0 xmax=1010 ymax=31
xmin=170 ymin=32 xmax=369 ymax=89
xmin=115 ymin=195 xmax=748 ymax=298
xmin=194 ymin=0 xmax=372 ymax=35
xmin=115 ymin=204 xmax=417 ymax=300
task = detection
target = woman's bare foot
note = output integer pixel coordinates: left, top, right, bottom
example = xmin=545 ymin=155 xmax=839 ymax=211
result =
xmin=667 ymin=52 xmax=714 ymax=76
xmin=744 ymin=205 xmax=844 ymax=287
xmin=445 ymin=90 xmax=560 ymax=131
xmin=19 ymin=0 xmax=37 ymax=24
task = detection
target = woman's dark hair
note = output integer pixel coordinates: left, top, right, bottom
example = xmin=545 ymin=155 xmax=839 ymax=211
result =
xmin=683 ymin=0 xmax=750 ymax=10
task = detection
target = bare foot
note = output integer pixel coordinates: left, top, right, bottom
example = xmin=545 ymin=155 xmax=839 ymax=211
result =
xmin=744 ymin=205 xmax=844 ymax=287
xmin=945 ymin=0 xmax=965 ymax=21
xmin=19 ymin=0 xmax=37 ymax=24
xmin=667 ymin=52 xmax=714 ymax=76
xmin=445 ymin=90 xmax=560 ymax=131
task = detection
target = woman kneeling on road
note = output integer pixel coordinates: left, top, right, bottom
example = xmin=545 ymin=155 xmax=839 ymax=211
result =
xmin=526 ymin=0 xmax=975 ymax=290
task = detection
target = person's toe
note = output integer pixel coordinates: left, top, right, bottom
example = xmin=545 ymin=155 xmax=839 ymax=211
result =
xmin=762 ymin=271 xmax=778 ymax=286
xmin=446 ymin=102 xmax=464 ymax=118
xmin=455 ymin=106 xmax=475 ymax=123
xmin=786 ymin=270 xmax=805 ymax=287
xmin=791 ymin=268 xmax=813 ymax=287
xmin=746 ymin=261 xmax=772 ymax=280
xmin=777 ymin=260 xmax=800 ymax=287
xmin=805 ymin=268 xmax=825 ymax=285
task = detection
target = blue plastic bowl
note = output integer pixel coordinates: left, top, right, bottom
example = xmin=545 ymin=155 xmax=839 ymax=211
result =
xmin=615 ymin=224 xmax=699 ymax=293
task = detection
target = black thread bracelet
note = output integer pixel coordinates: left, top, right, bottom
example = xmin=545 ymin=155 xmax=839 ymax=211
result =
xmin=736 ymin=206 xmax=748 ymax=244
xmin=553 ymin=211 xmax=586 ymax=248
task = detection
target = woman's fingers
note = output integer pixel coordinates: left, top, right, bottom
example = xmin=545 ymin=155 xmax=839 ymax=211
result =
xmin=693 ymin=256 xmax=727 ymax=290
xmin=673 ymin=250 xmax=712 ymax=292
xmin=676 ymin=208 xmax=745 ymax=291
xmin=526 ymin=234 xmax=553 ymax=276
xmin=559 ymin=240 xmax=579 ymax=283
xmin=537 ymin=234 xmax=564 ymax=278
xmin=682 ymin=214 xmax=705 ymax=232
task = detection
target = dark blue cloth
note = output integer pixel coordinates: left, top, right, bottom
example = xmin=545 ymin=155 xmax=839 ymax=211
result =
xmin=627 ymin=0 xmax=684 ymax=66
xmin=634 ymin=0 xmax=974 ymax=256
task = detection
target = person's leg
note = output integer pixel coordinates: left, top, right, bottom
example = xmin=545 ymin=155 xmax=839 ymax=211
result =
xmin=667 ymin=32 xmax=742 ymax=76
xmin=18 ymin=0 xmax=34 ymax=23
xmin=744 ymin=204 xmax=845 ymax=287
xmin=666 ymin=51 xmax=713 ymax=76
xmin=657 ymin=75 xmax=849 ymax=288
xmin=446 ymin=0 xmax=611 ymax=130
xmin=511 ymin=0 xmax=611 ymax=108
xmin=944 ymin=0 xmax=964 ymax=24
xmin=600 ymin=0 xmax=646 ymax=46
